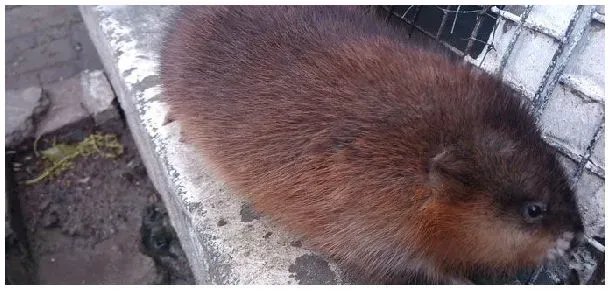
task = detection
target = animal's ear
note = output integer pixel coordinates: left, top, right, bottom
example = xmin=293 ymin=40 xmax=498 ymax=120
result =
xmin=428 ymin=146 xmax=477 ymax=189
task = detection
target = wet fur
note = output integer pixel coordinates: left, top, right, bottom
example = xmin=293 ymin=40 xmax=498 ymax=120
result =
xmin=160 ymin=6 xmax=584 ymax=284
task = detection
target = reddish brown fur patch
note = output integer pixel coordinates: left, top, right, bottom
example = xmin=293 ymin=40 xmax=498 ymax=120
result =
xmin=413 ymin=196 xmax=553 ymax=277
xmin=160 ymin=6 xmax=583 ymax=284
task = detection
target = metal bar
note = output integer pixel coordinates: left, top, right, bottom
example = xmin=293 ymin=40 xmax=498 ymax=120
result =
xmin=493 ymin=5 xmax=568 ymax=42
xmin=533 ymin=5 xmax=590 ymax=113
xmin=586 ymin=236 xmax=605 ymax=254
xmin=574 ymin=118 xmax=605 ymax=180
xmin=541 ymin=136 xmax=586 ymax=167
xmin=559 ymin=75 xmax=604 ymax=103
xmin=475 ymin=7 xmax=504 ymax=66
xmin=400 ymin=5 xmax=415 ymax=20
xmin=496 ymin=5 xmax=533 ymax=76
xmin=491 ymin=6 xmax=522 ymax=23
xmin=435 ymin=5 xmax=451 ymax=39
xmin=436 ymin=6 xmax=489 ymax=14
xmin=450 ymin=5 xmax=461 ymax=34
xmin=464 ymin=6 xmax=493 ymax=56
xmin=584 ymin=160 xmax=605 ymax=178
xmin=408 ymin=6 xmax=423 ymax=37
xmin=386 ymin=7 xmax=465 ymax=57
xmin=585 ymin=236 xmax=605 ymax=285
xmin=527 ymin=266 xmax=544 ymax=284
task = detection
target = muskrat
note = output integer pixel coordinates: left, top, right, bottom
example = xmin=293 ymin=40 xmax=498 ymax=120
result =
xmin=160 ymin=6 xmax=585 ymax=284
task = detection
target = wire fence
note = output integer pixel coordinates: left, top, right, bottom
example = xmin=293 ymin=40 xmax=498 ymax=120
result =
xmin=380 ymin=5 xmax=502 ymax=59
xmin=377 ymin=4 xmax=605 ymax=285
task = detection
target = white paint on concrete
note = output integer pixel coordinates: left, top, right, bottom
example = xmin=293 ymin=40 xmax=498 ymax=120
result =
xmin=525 ymin=5 xmax=579 ymax=41
xmin=81 ymin=5 xmax=343 ymax=284
xmin=80 ymin=70 xmax=118 ymax=124
xmin=560 ymin=75 xmax=605 ymax=103
xmin=561 ymin=22 xmax=605 ymax=102
xmin=503 ymin=29 xmax=559 ymax=97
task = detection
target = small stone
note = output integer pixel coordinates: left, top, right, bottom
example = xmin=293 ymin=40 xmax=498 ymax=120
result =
xmin=41 ymin=212 xmax=59 ymax=228
xmin=217 ymin=218 xmax=227 ymax=227
xmin=240 ymin=202 xmax=262 ymax=222
xmin=38 ymin=199 xmax=51 ymax=211
xmin=79 ymin=70 xmax=119 ymax=125
xmin=77 ymin=177 xmax=90 ymax=184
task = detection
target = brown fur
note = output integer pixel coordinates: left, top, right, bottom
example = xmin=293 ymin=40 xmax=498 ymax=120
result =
xmin=160 ymin=6 xmax=585 ymax=284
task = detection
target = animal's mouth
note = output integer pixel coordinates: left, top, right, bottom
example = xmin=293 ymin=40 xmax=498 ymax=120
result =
xmin=546 ymin=231 xmax=574 ymax=260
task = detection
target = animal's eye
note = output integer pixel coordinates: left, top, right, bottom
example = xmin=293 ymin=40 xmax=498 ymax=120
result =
xmin=522 ymin=202 xmax=546 ymax=222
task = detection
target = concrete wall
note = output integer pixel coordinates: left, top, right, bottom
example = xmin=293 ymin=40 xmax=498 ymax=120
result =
xmin=79 ymin=5 xmax=605 ymax=284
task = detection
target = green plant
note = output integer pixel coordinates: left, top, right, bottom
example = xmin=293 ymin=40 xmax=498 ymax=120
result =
xmin=25 ymin=133 xmax=124 ymax=185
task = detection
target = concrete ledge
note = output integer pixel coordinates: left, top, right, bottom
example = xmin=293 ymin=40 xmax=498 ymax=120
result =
xmin=79 ymin=6 xmax=345 ymax=284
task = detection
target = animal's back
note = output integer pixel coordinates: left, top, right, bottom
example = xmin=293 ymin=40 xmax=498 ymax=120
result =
xmin=160 ymin=6 xmax=584 ymax=284
xmin=160 ymin=5 xmax=486 ymax=175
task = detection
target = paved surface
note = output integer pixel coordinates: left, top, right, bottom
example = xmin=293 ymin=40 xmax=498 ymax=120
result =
xmin=5 ymin=87 xmax=49 ymax=145
xmin=5 ymin=5 xmax=194 ymax=285
xmin=5 ymin=6 xmax=117 ymax=146
xmin=5 ymin=6 xmax=103 ymax=90
xmin=6 ymin=120 xmax=195 ymax=284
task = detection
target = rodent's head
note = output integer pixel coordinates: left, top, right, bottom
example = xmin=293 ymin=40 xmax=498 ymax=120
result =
xmin=421 ymin=124 xmax=585 ymax=278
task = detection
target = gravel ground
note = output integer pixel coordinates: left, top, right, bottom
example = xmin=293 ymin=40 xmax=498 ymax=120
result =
xmin=5 ymin=119 xmax=195 ymax=284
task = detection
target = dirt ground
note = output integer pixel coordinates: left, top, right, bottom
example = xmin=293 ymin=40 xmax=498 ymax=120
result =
xmin=5 ymin=119 xmax=195 ymax=285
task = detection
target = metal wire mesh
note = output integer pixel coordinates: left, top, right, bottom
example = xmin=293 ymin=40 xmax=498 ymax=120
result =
xmin=377 ymin=4 xmax=605 ymax=285
xmin=380 ymin=5 xmax=502 ymax=59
